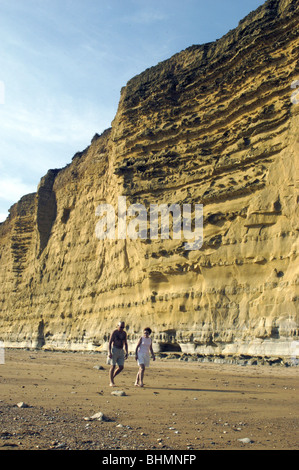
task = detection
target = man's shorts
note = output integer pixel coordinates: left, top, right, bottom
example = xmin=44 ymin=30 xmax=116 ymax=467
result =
xmin=107 ymin=347 xmax=125 ymax=366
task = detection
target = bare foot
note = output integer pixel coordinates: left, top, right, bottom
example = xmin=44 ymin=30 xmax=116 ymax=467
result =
xmin=109 ymin=383 xmax=116 ymax=387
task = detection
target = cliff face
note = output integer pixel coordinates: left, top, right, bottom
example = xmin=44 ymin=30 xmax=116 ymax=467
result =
xmin=0 ymin=0 xmax=298 ymax=357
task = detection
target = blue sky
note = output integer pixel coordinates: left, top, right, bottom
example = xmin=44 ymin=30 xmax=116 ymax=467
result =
xmin=0 ymin=0 xmax=265 ymax=222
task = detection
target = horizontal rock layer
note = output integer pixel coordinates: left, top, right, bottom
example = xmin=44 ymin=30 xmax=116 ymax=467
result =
xmin=0 ymin=0 xmax=298 ymax=357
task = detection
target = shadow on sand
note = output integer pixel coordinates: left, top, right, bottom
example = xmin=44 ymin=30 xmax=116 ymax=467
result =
xmin=145 ymin=386 xmax=257 ymax=394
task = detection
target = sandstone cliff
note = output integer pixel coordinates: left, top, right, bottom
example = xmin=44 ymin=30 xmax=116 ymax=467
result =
xmin=0 ymin=0 xmax=298 ymax=359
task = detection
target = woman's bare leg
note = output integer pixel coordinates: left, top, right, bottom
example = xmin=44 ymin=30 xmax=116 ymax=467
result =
xmin=139 ymin=365 xmax=145 ymax=386
xmin=134 ymin=365 xmax=145 ymax=386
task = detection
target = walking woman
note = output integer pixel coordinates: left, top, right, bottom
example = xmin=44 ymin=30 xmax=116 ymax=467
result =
xmin=135 ymin=327 xmax=155 ymax=387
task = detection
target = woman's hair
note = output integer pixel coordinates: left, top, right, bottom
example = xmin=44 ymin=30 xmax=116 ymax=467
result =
xmin=144 ymin=327 xmax=152 ymax=335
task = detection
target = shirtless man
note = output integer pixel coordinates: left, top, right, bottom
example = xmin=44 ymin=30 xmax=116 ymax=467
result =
xmin=108 ymin=321 xmax=128 ymax=386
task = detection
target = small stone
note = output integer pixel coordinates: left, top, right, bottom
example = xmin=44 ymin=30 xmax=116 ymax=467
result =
xmin=55 ymin=442 xmax=67 ymax=449
xmin=111 ymin=390 xmax=127 ymax=397
xmin=88 ymin=411 xmax=110 ymax=422
xmin=16 ymin=402 xmax=29 ymax=408
xmin=238 ymin=437 xmax=253 ymax=444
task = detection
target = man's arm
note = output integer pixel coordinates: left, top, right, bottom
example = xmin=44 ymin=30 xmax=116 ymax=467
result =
xmin=124 ymin=332 xmax=128 ymax=358
xmin=108 ymin=331 xmax=115 ymax=357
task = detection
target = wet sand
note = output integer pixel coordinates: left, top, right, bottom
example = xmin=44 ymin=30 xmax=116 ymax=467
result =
xmin=0 ymin=349 xmax=298 ymax=450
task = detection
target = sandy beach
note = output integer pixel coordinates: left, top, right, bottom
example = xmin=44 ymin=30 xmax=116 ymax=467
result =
xmin=0 ymin=348 xmax=298 ymax=451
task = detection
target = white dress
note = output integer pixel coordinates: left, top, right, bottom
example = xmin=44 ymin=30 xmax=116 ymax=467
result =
xmin=137 ymin=336 xmax=152 ymax=367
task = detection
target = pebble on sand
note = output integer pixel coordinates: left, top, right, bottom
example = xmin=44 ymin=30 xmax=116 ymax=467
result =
xmin=238 ymin=437 xmax=253 ymax=444
xmin=111 ymin=390 xmax=127 ymax=397
xmin=16 ymin=402 xmax=29 ymax=408
xmin=84 ymin=411 xmax=110 ymax=422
